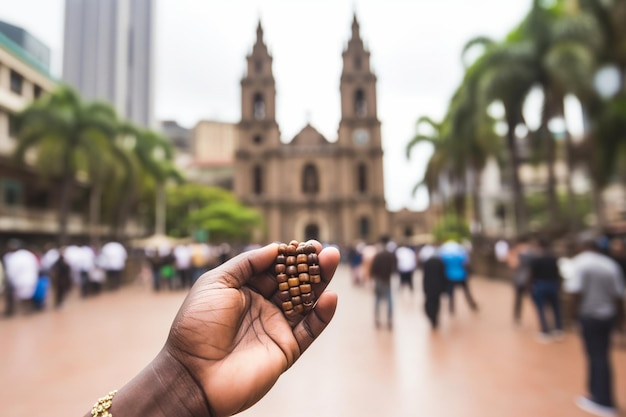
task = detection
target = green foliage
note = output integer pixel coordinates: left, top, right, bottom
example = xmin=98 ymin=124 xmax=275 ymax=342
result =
xmin=432 ymin=214 xmax=471 ymax=243
xmin=165 ymin=183 xmax=264 ymax=243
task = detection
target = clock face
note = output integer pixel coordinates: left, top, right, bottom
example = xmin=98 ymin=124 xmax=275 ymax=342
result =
xmin=353 ymin=128 xmax=370 ymax=144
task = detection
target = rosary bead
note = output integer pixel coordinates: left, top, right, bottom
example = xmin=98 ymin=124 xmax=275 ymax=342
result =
xmin=276 ymin=254 xmax=286 ymax=264
xmin=286 ymin=256 xmax=297 ymax=265
xmin=296 ymin=254 xmax=308 ymax=264
xmin=293 ymin=304 xmax=304 ymax=314
xmin=286 ymin=265 xmax=297 ymax=276
xmin=299 ymin=284 xmax=311 ymax=294
xmin=287 ymin=277 xmax=300 ymax=287
xmin=289 ymin=286 xmax=301 ymax=296
xmin=275 ymin=264 xmax=286 ymax=274
xmin=278 ymin=244 xmax=288 ymax=255
xmin=278 ymin=282 xmax=289 ymax=291
xmin=308 ymin=265 xmax=320 ymax=275
xmin=310 ymin=274 xmax=321 ymax=284
xmin=307 ymin=253 xmax=319 ymax=265
xmin=297 ymin=263 xmax=309 ymax=273
xmin=276 ymin=273 xmax=288 ymax=283
xmin=298 ymin=273 xmax=310 ymax=283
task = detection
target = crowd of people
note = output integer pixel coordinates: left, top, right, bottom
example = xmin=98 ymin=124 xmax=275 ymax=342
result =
xmin=346 ymin=232 xmax=625 ymax=416
xmin=0 ymin=238 xmax=240 ymax=318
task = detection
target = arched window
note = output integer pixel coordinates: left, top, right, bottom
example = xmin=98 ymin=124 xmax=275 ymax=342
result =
xmin=253 ymin=165 xmax=263 ymax=195
xmin=357 ymin=163 xmax=367 ymax=193
xmin=302 ymin=163 xmax=319 ymax=194
xmin=354 ymin=89 xmax=366 ymax=117
xmin=304 ymin=224 xmax=320 ymax=241
xmin=358 ymin=217 xmax=370 ymax=240
xmin=253 ymin=93 xmax=265 ymax=120
xmin=253 ymin=135 xmax=263 ymax=145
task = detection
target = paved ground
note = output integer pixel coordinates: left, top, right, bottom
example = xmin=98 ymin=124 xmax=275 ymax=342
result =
xmin=1 ymin=264 xmax=625 ymax=417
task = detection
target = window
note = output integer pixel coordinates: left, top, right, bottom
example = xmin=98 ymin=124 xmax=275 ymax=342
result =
xmin=302 ymin=164 xmax=319 ymax=194
xmin=10 ymin=70 xmax=23 ymax=95
xmin=2 ymin=180 xmax=22 ymax=206
xmin=253 ymin=135 xmax=263 ymax=145
xmin=357 ymin=163 xmax=367 ymax=193
xmin=354 ymin=89 xmax=366 ymax=117
xmin=254 ymin=59 xmax=263 ymax=74
xmin=253 ymin=93 xmax=265 ymax=120
xmin=8 ymin=113 xmax=19 ymax=138
xmin=304 ymin=224 xmax=320 ymax=241
xmin=33 ymin=84 xmax=43 ymax=99
xmin=404 ymin=227 xmax=413 ymax=238
xmin=253 ymin=165 xmax=263 ymax=195
xmin=358 ymin=217 xmax=370 ymax=240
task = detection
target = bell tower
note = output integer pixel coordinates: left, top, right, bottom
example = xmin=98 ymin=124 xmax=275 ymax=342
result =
xmin=337 ymin=14 xmax=388 ymax=243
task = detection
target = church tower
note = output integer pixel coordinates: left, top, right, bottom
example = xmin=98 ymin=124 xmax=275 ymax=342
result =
xmin=336 ymin=14 xmax=388 ymax=244
xmin=234 ymin=21 xmax=282 ymax=225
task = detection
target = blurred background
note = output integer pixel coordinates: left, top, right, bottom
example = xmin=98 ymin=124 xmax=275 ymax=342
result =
xmin=0 ymin=0 xmax=625 ymax=416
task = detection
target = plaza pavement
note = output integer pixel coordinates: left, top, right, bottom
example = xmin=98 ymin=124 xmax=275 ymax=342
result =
xmin=1 ymin=264 xmax=625 ymax=417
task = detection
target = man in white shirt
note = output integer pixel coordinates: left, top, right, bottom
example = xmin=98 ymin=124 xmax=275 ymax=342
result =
xmin=174 ymin=244 xmax=193 ymax=289
xmin=566 ymin=238 xmax=625 ymax=417
xmin=396 ymin=245 xmax=417 ymax=292
xmin=3 ymin=240 xmax=40 ymax=316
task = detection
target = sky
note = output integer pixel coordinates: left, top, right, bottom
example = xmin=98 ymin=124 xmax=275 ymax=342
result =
xmin=0 ymin=0 xmax=534 ymax=212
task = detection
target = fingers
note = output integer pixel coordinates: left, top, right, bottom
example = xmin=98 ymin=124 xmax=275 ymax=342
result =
xmin=249 ymin=241 xmax=340 ymax=301
xmin=292 ymin=291 xmax=338 ymax=357
xmin=210 ymin=243 xmax=278 ymax=289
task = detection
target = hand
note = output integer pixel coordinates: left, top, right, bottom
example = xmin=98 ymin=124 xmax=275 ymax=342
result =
xmin=164 ymin=241 xmax=340 ymax=416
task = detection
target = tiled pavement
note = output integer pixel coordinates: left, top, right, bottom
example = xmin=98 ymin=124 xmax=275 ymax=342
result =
xmin=1 ymin=264 xmax=624 ymax=417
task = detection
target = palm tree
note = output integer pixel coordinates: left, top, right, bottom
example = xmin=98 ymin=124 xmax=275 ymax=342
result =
xmin=14 ymin=85 xmax=117 ymax=245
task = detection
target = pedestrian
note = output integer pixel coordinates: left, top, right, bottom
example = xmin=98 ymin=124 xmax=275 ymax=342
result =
xmin=50 ymin=249 xmax=72 ymax=308
xmin=439 ymin=239 xmax=478 ymax=314
xmin=528 ymin=238 xmax=564 ymax=343
xmin=347 ymin=242 xmax=365 ymax=285
xmin=100 ymin=241 xmax=128 ymax=290
xmin=422 ymin=243 xmax=447 ymax=329
xmin=370 ymin=236 xmax=396 ymax=329
xmin=190 ymin=241 xmax=210 ymax=284
xmin=566 ymin=236 xmax=625 ymax=417
xmin=396 ymin=243 xmax=417 ymax=292
xmin=506 ymin=236 xmax=535 ymax=326
xmin=3 ymin=240 xmax=40 ymax=316
xmin=173 ymin=244 xmax=193 ymax=289
xmin=81 ymin=241 xmax=340 ymax=417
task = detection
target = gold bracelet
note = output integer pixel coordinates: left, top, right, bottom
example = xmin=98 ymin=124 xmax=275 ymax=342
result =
xmin=91 ymin=390 xmax=117 ymax=417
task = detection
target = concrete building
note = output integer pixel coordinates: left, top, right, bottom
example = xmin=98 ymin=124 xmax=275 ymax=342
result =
xmin=62 ymin=0 xmax=155 ymax=128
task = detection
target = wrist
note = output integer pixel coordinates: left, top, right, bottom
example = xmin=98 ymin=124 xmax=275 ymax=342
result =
xmin=105 ymin=349 xmax=211 ymax=417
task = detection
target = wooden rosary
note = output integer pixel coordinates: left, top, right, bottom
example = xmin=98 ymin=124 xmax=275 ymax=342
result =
xmin=274 ymin=240 xmax=321 ymax=317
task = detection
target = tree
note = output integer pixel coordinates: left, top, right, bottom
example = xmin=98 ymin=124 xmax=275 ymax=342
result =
xmin=14 ymin=85 xmax=117 ymax=245
xmin=166 ymin=183 xmax=264 ymax=244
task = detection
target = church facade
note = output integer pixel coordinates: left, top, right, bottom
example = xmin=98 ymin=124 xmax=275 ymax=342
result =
xmin=234 ymin=16 xmax=390 ymax=247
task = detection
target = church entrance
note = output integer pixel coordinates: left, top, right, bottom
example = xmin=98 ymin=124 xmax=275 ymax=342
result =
xmin=304 ymin=223 xmax=320 ymax=242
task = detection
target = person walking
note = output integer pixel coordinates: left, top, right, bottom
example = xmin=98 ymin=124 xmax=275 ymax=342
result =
xmin=370 ymin=236 xmax=396 ymax=329
xmin=439 ymin=240 xmax=478 ymax=314
xmin=528 ymin=238 xmax=564 ymax=343
xmin=396 ymin=244 xmax=417 ymax=292
xmin=50 ymin=249 xmax=72 ymax=308
xmin=507 ymin=236 xmax=535 ymax=326
xmin=421 ymin=244 xmax=447 ymax=329
xmin=566 ymin=237 xmax=625 ymax=417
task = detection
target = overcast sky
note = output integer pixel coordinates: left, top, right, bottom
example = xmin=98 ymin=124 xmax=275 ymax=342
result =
xmin=0 ymin=0 xmax=533 ymax=211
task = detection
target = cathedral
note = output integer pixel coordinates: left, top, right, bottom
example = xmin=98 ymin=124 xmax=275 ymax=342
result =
xmin=234 ymin=16 xmax=391 ymax=247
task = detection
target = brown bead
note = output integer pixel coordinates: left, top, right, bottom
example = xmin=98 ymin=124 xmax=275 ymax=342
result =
xmin=276 ymin=273 xmax=288 ymax=283
xmin=299 ymin=284 xmax=312 ymax=294
xmin=282 ymin=301 xmax=293 ymax=311
xmin=286 ymin=245 xmax=297 ymax=256
xmin=301 ymin=292 xmax=314 ymax=303
xmin=298 ymin=273 xmax=310 ymax=283
xmin=278 ymin=290 xmax=291 ymax=301
xmin=291 ymin=296 xmax=302 ymax=305
xmin=293 ymin=304 xmax=304 ymax=314
xmin=276 ymin=254 xmax=286 ymax=264
xmin=308 ymin=265 xmax=320 ymax=275
xmin=278 ymin=244 xmax=288 ymax=255
xmin=275 ymin=264 xmax=286 ymax=274
xmin=286 ymin=265 xmax=297 ymax=276
xmin=296 ymin=254 xmax=308 ymax=263
xmin=287 ymin=277 xmax=300 ymax=287
xmin=289 ymin=240 xmax=299 ymax=247
xmin=289 ymin=286 xmax=301 ymax=296
xmin=278 ymin=282 xmax=289 ymax=291
xmin=310 ymin=274 xmax=321 ymax=284
xmin=304 ymin=243 xmax=316 ymax=254
xmin=286 ymin=256 xmax=296 ymax=265
xmin=297 ymin=263 xmax=309 ymax=273
xmin=307 ymin=253 xmax=319 ymax=265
